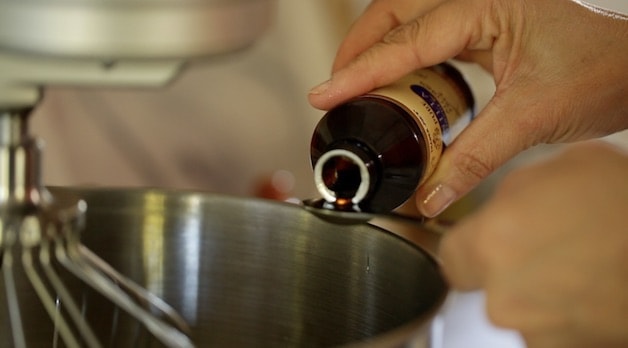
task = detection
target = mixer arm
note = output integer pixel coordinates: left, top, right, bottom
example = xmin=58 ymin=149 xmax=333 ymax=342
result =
xmin=0 ymin=53 xmax=182 ymax=109
xmin=0 ymin=0 xmax=274 ymax=109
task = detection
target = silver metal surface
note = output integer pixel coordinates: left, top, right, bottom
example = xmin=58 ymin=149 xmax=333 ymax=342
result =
xmin=0 ymin=0 xmax=274 ymax=59
xmin=0 ymin=0 xmax=275 ymax=108
xmin=0 ymin=110 xmax=42 ymax=206
xmin=35 ymin=187 xmax=448 ymax=347
xmin=302 ymin=198 xmax=448 ymax=233
xmin=0 ymin=109 xmax=194 ymax=347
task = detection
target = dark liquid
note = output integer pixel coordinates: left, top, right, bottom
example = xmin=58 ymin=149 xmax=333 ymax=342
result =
xmin=321 ymin=155 xmax=362 ymax=200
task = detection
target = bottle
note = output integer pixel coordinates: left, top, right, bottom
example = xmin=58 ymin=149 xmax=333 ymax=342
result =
xmin=310 ymin=63 xmax=474 ymax=213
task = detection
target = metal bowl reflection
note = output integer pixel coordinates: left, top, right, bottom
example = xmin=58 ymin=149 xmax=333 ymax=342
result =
xmin=15 ymin=187 xmax=448 ymax=347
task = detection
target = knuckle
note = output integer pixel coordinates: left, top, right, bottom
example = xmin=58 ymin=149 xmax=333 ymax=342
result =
xmin=380 ymin=19 xmax=426 ymax=65
xmin=451 ymin=150 xmax=494 ymax=186
xmin=381 ymin=20 xmax=419 ymax=46
xmin=510 ymin=112 xmax=547 ymax=140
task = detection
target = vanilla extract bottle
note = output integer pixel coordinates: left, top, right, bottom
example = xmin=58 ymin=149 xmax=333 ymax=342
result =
xmin=310 ymin=63 xmax=474 ymax=213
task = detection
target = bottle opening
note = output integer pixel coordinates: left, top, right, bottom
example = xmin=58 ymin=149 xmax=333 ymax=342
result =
xmin=322 ymin=156 xmax=361 ymax=200
xmin=314 ymin=149 xmax=370 ymax=206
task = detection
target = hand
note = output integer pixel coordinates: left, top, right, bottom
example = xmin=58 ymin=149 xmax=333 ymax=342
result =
xmin=439 ymin=141 xmax=628 ymax=348
xmin=330 ymin=0 xmax=447 ymax=72
xmin=308 ymin=0 xmax=628 ymax=217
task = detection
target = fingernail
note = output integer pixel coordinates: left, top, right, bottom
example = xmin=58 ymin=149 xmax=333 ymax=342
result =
xmin=420 ymin=184 xmax=456 ymax=217
xmin=309 ymin=79 xmax=331 ymax=95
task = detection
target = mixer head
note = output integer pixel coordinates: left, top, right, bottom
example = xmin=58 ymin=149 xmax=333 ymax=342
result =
xmin=0 ymin=0 xmax=275 ymax=346
xmin=0 ymin=0 xmax=275 ymax=108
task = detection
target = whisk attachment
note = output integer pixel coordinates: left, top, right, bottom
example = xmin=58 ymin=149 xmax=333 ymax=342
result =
xmin=0 ymin=109 xmax=194 ymax=347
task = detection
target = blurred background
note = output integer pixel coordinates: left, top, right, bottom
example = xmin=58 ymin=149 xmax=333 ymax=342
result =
xmin=31 ymin=0 xmax=628 ymax=201
xmin=27 ymin=0 xmax=627 ymax=347
xmin=31 ymin=0 xmax=364 ymax=200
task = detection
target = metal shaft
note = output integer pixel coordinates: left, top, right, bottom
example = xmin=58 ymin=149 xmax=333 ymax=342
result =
xmin=0 ymin=109 xmax=46 ymax=209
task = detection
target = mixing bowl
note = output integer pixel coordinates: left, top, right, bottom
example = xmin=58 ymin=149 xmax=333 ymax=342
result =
xmin=1 ymin=187 xmax=447 ymax=347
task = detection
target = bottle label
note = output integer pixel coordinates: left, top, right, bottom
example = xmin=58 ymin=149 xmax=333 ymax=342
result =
xmin=366 ymin=66 xmax=473 ymax=183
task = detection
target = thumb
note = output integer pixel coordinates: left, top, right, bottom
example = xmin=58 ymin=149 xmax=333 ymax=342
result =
xmin=416 ymin=89 xmax=542 ymax=217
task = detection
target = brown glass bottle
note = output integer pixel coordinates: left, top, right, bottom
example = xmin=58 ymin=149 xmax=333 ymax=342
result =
xmin=310 ymin=63 xmax=474 ymax=213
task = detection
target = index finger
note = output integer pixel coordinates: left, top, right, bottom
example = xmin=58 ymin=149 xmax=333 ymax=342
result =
xmin=309 ymin=0 xmax=488 ymax=110
xmin=332 ymin=0 xmax=446 ymax=72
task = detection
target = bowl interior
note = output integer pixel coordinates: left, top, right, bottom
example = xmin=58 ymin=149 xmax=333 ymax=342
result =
xmin=1 ymin=187 xmax=447 ymax=347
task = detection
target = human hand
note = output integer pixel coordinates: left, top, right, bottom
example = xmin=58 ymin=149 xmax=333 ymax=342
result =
xmin=308 ymin=0 xmax=628 ymax=217
xmin=439 ymin=140 xmax=628 ymax=348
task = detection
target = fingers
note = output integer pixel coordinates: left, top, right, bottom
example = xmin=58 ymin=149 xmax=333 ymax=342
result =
xmin=332 ymin=0 xmax=446 ymax=72
xmin=438 ymin=216 xmax=487 ymax=290
xmin=440 ymin=142 xmax=628 ymax=345
xmin=309 ymin=0 xmax=486 ymax=110
xmin=438 ymin=187 xmax=571 ymax=333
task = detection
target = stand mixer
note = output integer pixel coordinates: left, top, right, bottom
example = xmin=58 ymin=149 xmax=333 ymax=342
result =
xmin=0 ymin=0 xmax=274 ymax=346
xmin=0 ymin=1 xmax=449 ymax=347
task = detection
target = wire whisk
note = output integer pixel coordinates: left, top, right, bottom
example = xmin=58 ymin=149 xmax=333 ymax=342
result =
xmin=0 ymin=109 xmax=194 ymax=347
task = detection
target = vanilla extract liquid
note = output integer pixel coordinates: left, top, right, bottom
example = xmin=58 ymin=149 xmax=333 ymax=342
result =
xmin=310 ymin=63 xmax=474 ymax=213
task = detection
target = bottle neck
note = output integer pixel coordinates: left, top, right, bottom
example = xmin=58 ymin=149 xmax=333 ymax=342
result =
xmin=313 ymin=142 xmax=378 ymax=210
xmin=310 ymin=97 xmax=428 ymax=213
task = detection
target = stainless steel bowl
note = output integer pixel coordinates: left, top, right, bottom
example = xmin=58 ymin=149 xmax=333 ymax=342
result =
xmin=3 ymin=187 xmax=447 ymax=347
